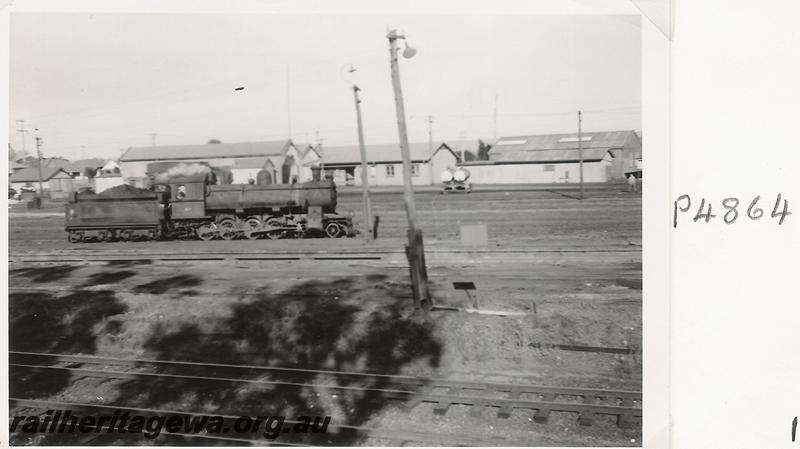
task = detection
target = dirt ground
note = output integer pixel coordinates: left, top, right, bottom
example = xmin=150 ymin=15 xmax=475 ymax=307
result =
xmin=8 ymin=186 xmax=642 ymax=446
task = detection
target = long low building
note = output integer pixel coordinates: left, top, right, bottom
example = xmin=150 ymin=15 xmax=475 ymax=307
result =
xmin=462 ymin=130 xmax=642 ymax=184
xmin=320 ymin=141 xmax=459 ymax=186
xmin=119 ymin=140 xmax=320 ymax=186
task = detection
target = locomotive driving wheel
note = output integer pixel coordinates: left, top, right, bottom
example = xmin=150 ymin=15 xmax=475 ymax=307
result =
xmin=324 ymin=222 xmax=342 ymax=238
xmin=243 ymin=217 xmax=263 ymax=240
xmin=196 ymin=223 xmax=217 ymax=241
xmin=264 ymin=218 xmax=284 ymax=240
xmin=218 ymin=218 xmax=239 ymax=240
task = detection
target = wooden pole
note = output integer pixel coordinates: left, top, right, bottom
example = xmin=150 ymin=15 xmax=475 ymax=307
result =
xmin=34 ymin=128 xmax=44 ymax=197
xmin=352 ymin=85 xmax=374 ymax=241
xmin=387 ymin=29 xmax=430 ymax=310
xmin=428 ymin=115 xmax=434 ymax=185
xmin=578 ymin=110 xmax=584 ymax=200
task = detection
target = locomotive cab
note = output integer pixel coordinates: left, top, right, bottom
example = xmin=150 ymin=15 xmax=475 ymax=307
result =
xmin=158 ymin=173 xmax=212 ymax=219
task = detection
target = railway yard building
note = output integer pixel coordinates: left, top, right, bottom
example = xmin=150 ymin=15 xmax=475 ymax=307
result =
xmin=119 ymin=139 xmax=319 ymax=186
xmin=9 ymin=166 xmax=74 ymax=197
xmin=321 ymin=141 xmax=459 ymax=186
xmin=461 ymin=130 xmax=642 ymax=184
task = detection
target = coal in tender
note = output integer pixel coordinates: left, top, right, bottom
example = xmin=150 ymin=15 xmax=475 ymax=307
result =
xmin=96 ymin=184 xmax=156 ymax=198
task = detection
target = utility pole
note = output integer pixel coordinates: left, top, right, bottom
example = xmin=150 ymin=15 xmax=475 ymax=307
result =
xmin=315 ymin=130 xmax=326 ymax=179
xmin=34 ymin=127 xmax=44 ymax=197
xmin=387 ymin=29 xmax=430 ymax=311
xmin=352 ymin=85 xmax=374 ymax=241
xmin=286 ymin=65 xmax=292 ymax=140
xmin=149 ymin=133 xmax=157 ymax=147
xmin=459 ymin=131 xmax=467 ymax=162
xmin=578 ymin=110 xmax=584 ymax=200
xmin=493 ymin=95 xmax=498 ymax=142
xmin=16 ymin=120 xmax=28 ymax=157
xmin=427 ymin=115 xmax=434 ymax=184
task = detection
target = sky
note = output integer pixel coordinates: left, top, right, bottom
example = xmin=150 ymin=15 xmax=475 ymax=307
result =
xmin=9 ymin=13 xmax=641 ymax=161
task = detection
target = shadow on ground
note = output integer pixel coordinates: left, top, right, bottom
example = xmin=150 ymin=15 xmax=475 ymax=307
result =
xmin=12 ymin=274 xmax=442 ymax=446
xmin=10 ymin=265 xmax=82 ymax=283
xmin=9 ymin=290 xmax=128 ymax=400
xmin=113 ymin=277 xmax=441 ymax=445
xmin=133 ymin=274 xmax=203 ymax=295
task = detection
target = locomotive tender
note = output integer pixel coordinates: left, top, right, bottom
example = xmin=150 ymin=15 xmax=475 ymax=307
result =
xmin=64 ymin=167 xmax=355 ymax=243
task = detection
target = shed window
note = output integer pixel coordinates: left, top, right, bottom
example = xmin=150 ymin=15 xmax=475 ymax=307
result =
xmin=385 ymin=165 xmax=395 ymax=177
xmin=543 ymin=165 xmax=555 ymax=172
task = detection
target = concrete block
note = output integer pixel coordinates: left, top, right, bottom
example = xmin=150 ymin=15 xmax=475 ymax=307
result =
xmin=460 ymin=224 xmax=488 ymax=247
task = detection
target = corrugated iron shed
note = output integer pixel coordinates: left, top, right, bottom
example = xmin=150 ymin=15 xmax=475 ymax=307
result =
xmin=490 ymin=147 xmax=612 ymax=163
xmin=322 ymin=142 xmax=455 ymax=166
xmin=121 ymin=140 xmax=292 ymax=162
xmin=489 ymin=130 xmax=640 ymax=161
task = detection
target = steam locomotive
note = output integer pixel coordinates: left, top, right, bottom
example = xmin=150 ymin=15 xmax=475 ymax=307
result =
xmin=64 ymin=166 xmax=355 ymax=243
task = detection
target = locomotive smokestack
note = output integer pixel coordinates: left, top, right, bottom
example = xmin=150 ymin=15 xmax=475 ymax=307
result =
xmin=311 ymin=166 xmax=321 ymax=181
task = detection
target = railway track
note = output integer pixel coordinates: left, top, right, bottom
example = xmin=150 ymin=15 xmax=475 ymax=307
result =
xmin=11 ymin=351 xmax=641 ymax=431
xmin=9 ymin=247 xmax=642 ymax=267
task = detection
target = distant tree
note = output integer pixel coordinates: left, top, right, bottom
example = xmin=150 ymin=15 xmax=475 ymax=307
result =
xmin=477 ymin=140 xmax=492 ymax=160
xmin=463 ymin=150 xmax=477 ymax=162
xmin=207 ymin=139 xmax=222 ymax=144
xmin=84 ymin=167 xmax=98 ymax=179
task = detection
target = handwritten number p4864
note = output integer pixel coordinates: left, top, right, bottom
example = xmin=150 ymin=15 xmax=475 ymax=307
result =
xmin=674 ymin=194 xmax=790 ymax=227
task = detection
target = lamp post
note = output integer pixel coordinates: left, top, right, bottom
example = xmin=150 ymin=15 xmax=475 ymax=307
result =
xmin=387 ymin=29 xmax=431 ymax=311
xmin=34 ymin=127 xmax=44 ymax=197
xmin=342 ymin=64 xmax=375 ymax=241
xmin=578 ymin=110 xmax=584 ymax=200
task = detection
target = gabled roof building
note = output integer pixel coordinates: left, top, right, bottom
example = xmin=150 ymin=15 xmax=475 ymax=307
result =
xmin=119 ymin=140 xmax=302 ymax=185
xmin=318 ymin=142 xmax=459 ymax=186
xmin=461 ymin=130 xmax=641 ymax=184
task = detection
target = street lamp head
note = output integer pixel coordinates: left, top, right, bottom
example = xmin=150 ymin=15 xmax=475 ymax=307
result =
xmin=402 ymin=42 xmax=417 ymax=59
